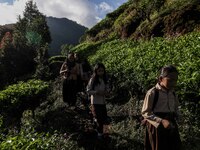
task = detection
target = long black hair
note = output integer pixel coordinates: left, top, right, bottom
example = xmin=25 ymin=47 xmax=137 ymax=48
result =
xmin=65 ymin=52 xmax=75 ymax=70
xmin=91 ymin=63 xmax=108 ymax=89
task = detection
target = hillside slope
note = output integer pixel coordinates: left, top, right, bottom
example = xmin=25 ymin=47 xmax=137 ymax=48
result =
xmin=82 ymin=0 xmax=200 ymax=42
xmin=73 ymin=0 xmax=200 ymax=104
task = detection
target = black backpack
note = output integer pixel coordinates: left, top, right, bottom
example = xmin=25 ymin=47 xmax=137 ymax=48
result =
xmin=151 ymin=87 xmax=176 ymax=112
xmin=152 ymin=88 xmax=159 ymax=112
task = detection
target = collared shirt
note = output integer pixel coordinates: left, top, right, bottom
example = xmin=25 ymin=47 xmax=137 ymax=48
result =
xmin=87 ymin=77 xmax=108 ymax=104
xmin=141 ymin=83 xmax=180 ymax=127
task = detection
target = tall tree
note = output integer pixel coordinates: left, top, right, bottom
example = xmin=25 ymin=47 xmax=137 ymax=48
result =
xmin=14 ymin=0 xmax=51 ymax=47
xmin=13 ymin=0 xmax=52 ymax=80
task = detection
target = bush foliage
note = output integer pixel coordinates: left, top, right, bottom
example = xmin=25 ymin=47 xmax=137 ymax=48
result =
xmin=81 ymin=32 xmax=200 ymax=102
xmin=74 ymin=31 xmax=200 ymax=149
xmin=0 ymin=79 xmax=49 ymax=129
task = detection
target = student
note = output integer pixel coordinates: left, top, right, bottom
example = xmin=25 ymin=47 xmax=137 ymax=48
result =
xmin=86 ymin=63 xmax=110 ymax=138
xmin=60 ymin=52 xmax=79 ymax=107
xmin=141 ymin=65 xmax=182 ymax=150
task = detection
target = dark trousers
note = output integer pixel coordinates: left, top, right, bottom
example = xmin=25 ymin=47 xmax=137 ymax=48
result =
xmin=91 ymin=104 xmax=108 ymax=134
xmin=145 ymin=112 xmax=182 ymax=150
xmin=63 ymin=79 xmax=77 ymax=106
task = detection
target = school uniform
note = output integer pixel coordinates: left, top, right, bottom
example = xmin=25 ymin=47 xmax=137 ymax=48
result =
xmin=87 ymin=77 xmax=109 ymax=134
xmin=142 ymin=83 xmax=182 ymax=150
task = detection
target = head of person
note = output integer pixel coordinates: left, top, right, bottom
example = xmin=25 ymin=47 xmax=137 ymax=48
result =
xmin=67 ymin=52 xmax=75 ymax=62
xmin=74 ymin=52 xmax=80 ymax=61
xmin=92 ymin=63 xmax=107 ymax=86
xmin=93 ymin=63 xmax=106 ymax=77
xmin=158 ymin=65 xmax=178 ymax=90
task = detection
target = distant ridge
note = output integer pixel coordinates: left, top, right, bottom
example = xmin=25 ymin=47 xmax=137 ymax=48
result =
xmin=46 ymin=16 xmax=88 ymax=56
xmin=0 ymin=24 xmax=15 ymax=39
xmin=0 ymin=17 xmax=88 ymax=56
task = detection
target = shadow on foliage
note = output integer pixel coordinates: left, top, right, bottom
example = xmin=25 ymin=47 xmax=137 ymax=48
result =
xmin=109 ymin=132 xmax=144 ymax=150
xmin=35 ymin=106 xmax=89 ymax=134
xmin=77 ymin=129 xmax=113 ymax=150
xmin=106 ymin=88 xmax=130 ymax=105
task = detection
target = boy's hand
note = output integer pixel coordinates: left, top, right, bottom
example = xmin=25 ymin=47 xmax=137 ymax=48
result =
xmin=161 ymin=119 xmax=170 ymax=128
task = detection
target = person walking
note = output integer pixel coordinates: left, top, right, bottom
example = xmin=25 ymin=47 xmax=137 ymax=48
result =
xmin=87 ymin=63 xmax=110 ymax=138
xmin=141 ymin=65 xmax=182 ymax=150
xmin=60 ymin=52 xmax=79 ymax=107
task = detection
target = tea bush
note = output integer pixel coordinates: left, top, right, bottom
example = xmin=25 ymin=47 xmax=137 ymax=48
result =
xmin=83 ymin=32 xmax=200 ymax=102
xmin=75 ymin=31 xmax=200 ymax=149
xmin=0 ymin=79 xmax=49 ymax=128
xmin=0 ymin=130 xmax=81 ymax=150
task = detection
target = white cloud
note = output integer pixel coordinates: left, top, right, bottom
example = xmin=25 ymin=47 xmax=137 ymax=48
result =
xmin=0 ymin=0 xmax=100 ymax=28
xmin=35 ymin=0 xmax=99 ymax=28
xmin=0 ymin=0 xmax=26 ymax=25
xmin=0 ymin=0 xmax=127 ymax=28
xmin=99 ymin=2 xmax=113 ymax=13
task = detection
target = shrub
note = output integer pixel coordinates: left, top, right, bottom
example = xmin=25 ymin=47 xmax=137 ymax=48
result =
xmin=0 ymin=79 xmax=49 ymax=128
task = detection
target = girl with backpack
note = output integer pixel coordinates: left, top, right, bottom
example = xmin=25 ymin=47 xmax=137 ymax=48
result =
xmin=86 ymin=63 xmax=110 ymax=138
xmin=141 ymin=65 xmax=182 ymax=150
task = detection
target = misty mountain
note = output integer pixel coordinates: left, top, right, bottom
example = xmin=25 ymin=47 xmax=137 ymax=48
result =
xmin=0 ymin=17 xmax=88 ymax=56
xmin=46 ymin=17 xmax=88 ymax=56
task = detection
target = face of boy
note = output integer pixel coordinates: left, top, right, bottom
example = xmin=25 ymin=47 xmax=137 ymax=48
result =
xmin=160 ymin=72 xmax=178 ymax=90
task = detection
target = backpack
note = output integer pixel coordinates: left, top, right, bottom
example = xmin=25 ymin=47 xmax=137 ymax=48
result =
xmin=139 ymin=87 xmax=176 ymax=126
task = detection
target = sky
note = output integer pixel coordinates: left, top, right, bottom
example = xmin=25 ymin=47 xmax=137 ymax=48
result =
xmin=0 ymin=0 xmax=128 ymax=28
